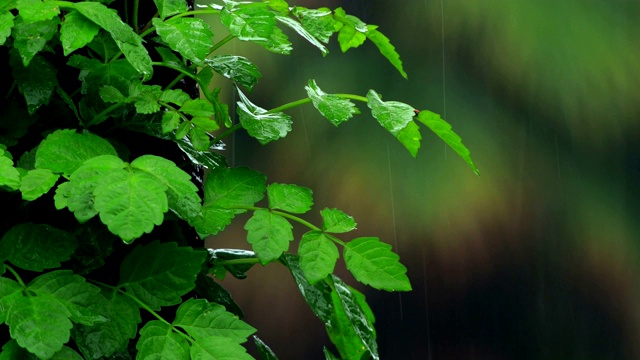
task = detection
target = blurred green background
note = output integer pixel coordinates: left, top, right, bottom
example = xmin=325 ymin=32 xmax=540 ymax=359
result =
xmin=201 ymin=0 xmax=640 ymax=358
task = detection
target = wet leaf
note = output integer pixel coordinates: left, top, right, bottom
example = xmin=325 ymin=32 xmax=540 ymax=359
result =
xmin=254 ymin=336 xmax=279 ymax=360
xmin=11 ymin=16 xmax=59 ymax=66
xmin=396 ymin=121 xmax=422 ymax=158
xmin=19 ymin=168 xmax=59 ymax=201
xmin=245 ymin=209 xmax=293 ymax=264
xmin=136 ymin=320 xmax=190 ymax=359
xmin=343 ymin=237 xmax=411 ymax=292
xmin=189 ymin=336 xmax=254 ymax=360
xmin=205 ymin=55 xmax=262 ymax=92
xmin=195 ymin=273 xmax=244 ymax=318
xmin=305 ymin=79 xmax=358 ymax=126
xmin=298 ymin=231 xmax=339 ymax=284
xmin=280 ymin=254 xmax=333 ymax=324
xmin=0 ymin=11 xmax=14 ymax=45
xmin=173 ymin=298 xmax=255 ymax=343
xmin=237 ymin=88 xmax=292 ymax=144
xmin=10 ymin=51 xmax=57 ymax=114
xmin=276 ymin=16 xmax=327 ymax=56
xmin=16 ymin=0 xmax=60 ymax=23
xmin=366 ymin=89 xmax=414 ymax=136
xmin=333 ymin=8 xmax=366 ymax=52
xmin=60 ymin=10 xmax=101 ymax=56
xmin=366 ymin=25 xmax=407 ymax=79
xmin=153 ymin=0 xmax=187 ymax=19
xmin=292 ymin=7 xmax=336 ymax=43
xmin=321 ymin=208 xmax=356 ymax=233
xmin=153 ymin=17 xmax=213 ymax=66
xmin=267 ymin=182 xmax=313 ymax=214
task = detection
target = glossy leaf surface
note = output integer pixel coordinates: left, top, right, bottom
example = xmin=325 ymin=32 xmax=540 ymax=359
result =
xmin=267 ymin=182 xmax=313 ymax=214
xmin=245 ymin=209 xmax=293 ymax=264
xmin=343 ymin=237 xmax=411 ymax=292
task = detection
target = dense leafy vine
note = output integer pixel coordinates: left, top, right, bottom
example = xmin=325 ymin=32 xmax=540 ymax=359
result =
xmin=0 ymin=0 xmax=477 ymax=358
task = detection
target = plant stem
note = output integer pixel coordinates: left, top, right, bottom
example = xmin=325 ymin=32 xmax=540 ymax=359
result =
xmin=87 ymin=102 xmax=126 ymax=127
xmin=165 ymin=74 xmax=187 ymax=90
xmin=170 ymin=9 xmax=221 ymax=20
xmin=215 ymin=258 xmax=261 ymax=266
xmin=4 ymin=81 xmax=16 ymax=100
xmin=132 ymin=0 xmax=139 ymax=31
xmin=210 ymin=34 xmax=235 ymax=53
xmin=267 ymin=93 xmax=369 ymax=114
xmin=271 ymin=210 xmax=322 ymax=232
xmin=4 ymin=265 xmax=28 ymax=289
xmin=152 ymin=62 xmax=198 ymax=82
xmin=215 ymin=123 xmax=242 ymax=142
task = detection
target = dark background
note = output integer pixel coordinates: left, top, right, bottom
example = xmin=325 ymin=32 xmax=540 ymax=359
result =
xmin=202 ymin=1 xmax=640 ymax=358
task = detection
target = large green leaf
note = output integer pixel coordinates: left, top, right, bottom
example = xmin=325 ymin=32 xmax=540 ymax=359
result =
xmin=365 ymin=25 xmax=407 ymax=79
xmin=0 ymin=149 xmax=20 ymax=190
xmin=136 ymin=320 xmax=190 ymax=359
xmin=173 ymin=298 xmax=255 ymax=343
xmin=292 ymin=7 xmax=336 ymax=43
xmin=416 ymin=110 xmax=480 ymax=175
xmin=16 ymin=0 xmax=60 ymax=23
xmin=276 ymin=16 xmax=327 ymax=56
xmin=298 ymin=231 xmax=339 ymax=284
xmin=59 ymin=10 xmax=101 ymax=56
xmin=0 ymin=11 xmax=15 ymax=45
xmin=305 ymin=80 xmax=358 ymax=126
xmin=205 ymin=55 xmax=262 ymax=92
xmin=193 ymin=207 xmax=237 ymax=237
xmin=267 ymin=182 xmax=313 ymax=214
xmin=73 ymin=292 xmax=141 ymax=359
xmin=131 ymin=155 xmax=201 ymax=222
xmin=245 ymin=209 xmax=293 ymax=264
xmin=343 ymin=237 xmax=411 ymax=292
xmin=19 ymin=168 xmax=59 ymax=201
xmin=93 ymin=169 xmax=168 ymax=241
xmin=236 ymin=88 xmax=292 ymax=144
xmin=9 ymin=51 xmax=57 ymax=114
xmin=152 ymin=17 xmax=213 ymax=66
xmin=366 ymin=89 xmax=414 ymax=136
xmin=0 ymin=340 xmax=82 ymax=360
xmin=320 ymin=208 xmax=356 ymax=233
xmin=333 ymin=7 xmax=367 ymax=52
xmin=0 ymin=223 xmax=78 ymax=272
xmin=35 ymin=129 xmax=118 ymax=176
xmin=119 ymin=241 xmax=206 ymax=310
xmin=0 ymin=277 xmax=23 ymax=324
xmin=73 ymin=2 xmax=153 ymax=79
xmin=203 ymin=167 xmax=266 ymax=209
xmin=153 ymin=0 xmax=187 ymax=19
xmin=11 ymin=16 xmax=59 ymax=66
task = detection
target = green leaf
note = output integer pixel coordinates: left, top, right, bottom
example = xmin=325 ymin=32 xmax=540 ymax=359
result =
xmin=0 ymin=11 xmax=15 ymax=45
xmin=131 ymin=155 xmax=201 ymax=222
xmin=160 ymin=89 xmax=191 ymax=106
xmin=254 ymin=336 xmax=279 ymax=360
xmin=0 ymin=277 xmax=23 ymax=324
xmin=0 ymin=153 xmax=20 ymax=191
xmin=161 ymin=111 xmax=181 ymax=134
xmin=190 ymin=126 xmax=211 ymax=151
xmin=366 ymin=89 xmax=414 ymax=135
xmin=237 ymin=88 xmax=292 ymax=145
xmin=60 ymin=10 xmax=101 ymax=56
xmin=203 ymin=167 xmax=266 ymax=209
xmin=189 ymin=336 xmax=254 ymax=360
xmin=298 ymin=231 xmax=339 ymax=284
xmin=56 ymin=87 xmax=82 ymax=123
xmin=173 ymin=298 xmax=256 ymax=343
xmin=266 ymin=0 xmax=289 ymax=14
xmin=396 ymin=121 xmax=421 ymax=158
xmin=64 ymin=155 xmax=125 ymax=222
xmin=320 ymin=208 xmax=356 ymax=233
xmin=180 ymin=99 xmax=215 ymax=118
xmin=6 ymin=296 xmax=72 ymax=359
xmin=192 ymin=116 xmax=219 ymax=132
xmin=305 ymin=79 xmax=358 ymax=126
xmin=327 ymin=275 xmax=378 ymax=360
xmin=416 ymin=110 xmax=480 ymax=175
xmin=16 ymin=0 xmax=60 ymax=23
xmin=73 ymin=292 xmax=141 ymax=359
xmin=156 ymin=46 xmax=189 ymax=71
xmin=343 ymin=237 xmax=411 ymax=292
xmin=365 ymin=25 xmax=407 ymax=79
xmin=245 ymin=209 xmax=293 ymax=264
xmin=276 ymin=16 xmax=327 ymax=56
xmin=93 ymin=169 xmax=168 ymax=242
xmin=176 ymin=137 xmax=228 ymax=170
xmin=292 ymin=7 xmax=336 ymax=43
xmin=19 ymin=168 xmax=59 ymax=201
xmin=73 ymin=2 xmax=153 ymax=79
xmin=205 ymin=55 xmax=262 ymax=92
xmin=10 ymin=51 xmax=57 ymax=114
xmin=35 ymin=129 xmax=118 ymax=176
xmin=323 ymin=347 xmax=340 ymax=360
xmin=208 ymin=249 xmax=258 ymax=280
xmin=11 ymin=16 xmax=60 ymax=66
xmin=28 ymin=270 xmax=107 ymax=326
xmin=153 ymin=0 xmax=187 ymax=19
xmin=195 ymin=273 xmax=244 ymax=318
xmin=119 ymin=241 xmax=206 ymax=310
xmin=333 ymin=8 xmax=367 ymax=52
xmin=280 ymin=254 xmax=333 ymax=323
xmin=0 ymin=223 xmax=78 ymax=271
xmin=129 ymin=81 xmax=163 ymax=114
xmin=99 ymin=85 xmax=127 ymax=103
xmin=267 ymin=182 xmax=313 ymax=214
xmin=153 ymin=17 xmax=214 ymax=66
xmin=136 ymin=320 xmax=190 ymax=359
xmin=193 ymin=208 xmax=236 ymax=237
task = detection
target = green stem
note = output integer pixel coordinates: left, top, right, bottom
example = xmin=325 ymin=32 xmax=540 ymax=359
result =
xmin=4 ymin=264 xmax=28 ymax=289
xmin=324 ymin=233 xmax=347 ymax=247
xmin=165 ymin=74 xmax=187 ymax=90
xmin=335 ymin=93 xmax=369 ymax=103
xmin=215 ymin=258 xmax=261 ymax=266
xmin=152 ymin=62 xmax=198 ymax=82
xmin=4 ymin=81 xmax=16 ymax=100
xmin=270 ymin=210 xmax=322 ymax=232
xmin=139 ymin=12 xmax=158 ymax=35
xmin=267 ymin=94 xmax=368 ymax=114
xmin=87 ymin=102 xmax=126 ymax=127
xmin=215 ymin=123 xmax=242 ymax=142
xmin=170 ymin=9 xmax=221 ymax=20
xmin=132 ymin=0 xmax=139 ymax=31
xmin=210 ymin=34 xmax=235 ymax=53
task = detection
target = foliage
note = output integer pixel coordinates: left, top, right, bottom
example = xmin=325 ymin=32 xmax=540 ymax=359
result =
xmin=0 ymin=0 xmax=477 ymax=359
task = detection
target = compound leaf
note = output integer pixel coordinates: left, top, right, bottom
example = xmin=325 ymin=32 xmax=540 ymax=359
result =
xmin=237 ymin=88 xmax=292 ymax=144
xmin=152 ymin=17 xmax=213 ymax=66
xmin=220 ymin=1 xmax=276 ymax=42
xmin=205 ymin=55 xmax=262 ymax=92
xmin=119 ymin=241 xmax=206 ymax=310
xmin=0 ymin=223 xmax=78 ymax=272
xmin=320 ymin=208 xmax=356 ymax=233
xmin=245 ymin=209 xmax=293 ymax=264
xmin=173 ymin=298 xmax=256 ymax=343
xmin=292 ymin=7 xmax=336 ymax=43
xmin=136 ymin=320 xmax=190 ymax=360
xmin=153 ymin=0 xmax=187 ymax=19
xmin=267 ymin=182 xmax=313 ymax=214
xmin=60 ymin=10 xmax=101 ymax=56
xmin=343 ymin=237 xmax=411 ymax=292
xmin=298 ymin=231 xmax=339 ymax=284
xmin=93 ymin=169 xmax=168 ymax=242
xmin=333 ymin=8 xmax=367 ymax=52
xmin=365 ymin=26 xmax=407 ymax=79
xmin=35 ymin=129 xmax=118 ymax=176
xmin=131 ymin=155 xmax=201 ymax=222
xmin=19 ymin=168 xmax=59 ymax=201
xmin=366 ymin=89 xmax=414 ymax=136
xmin=305 ymin=80 xmax=358 ymax=126
xmin=416 ymin=110 xmax=480 ymax=175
